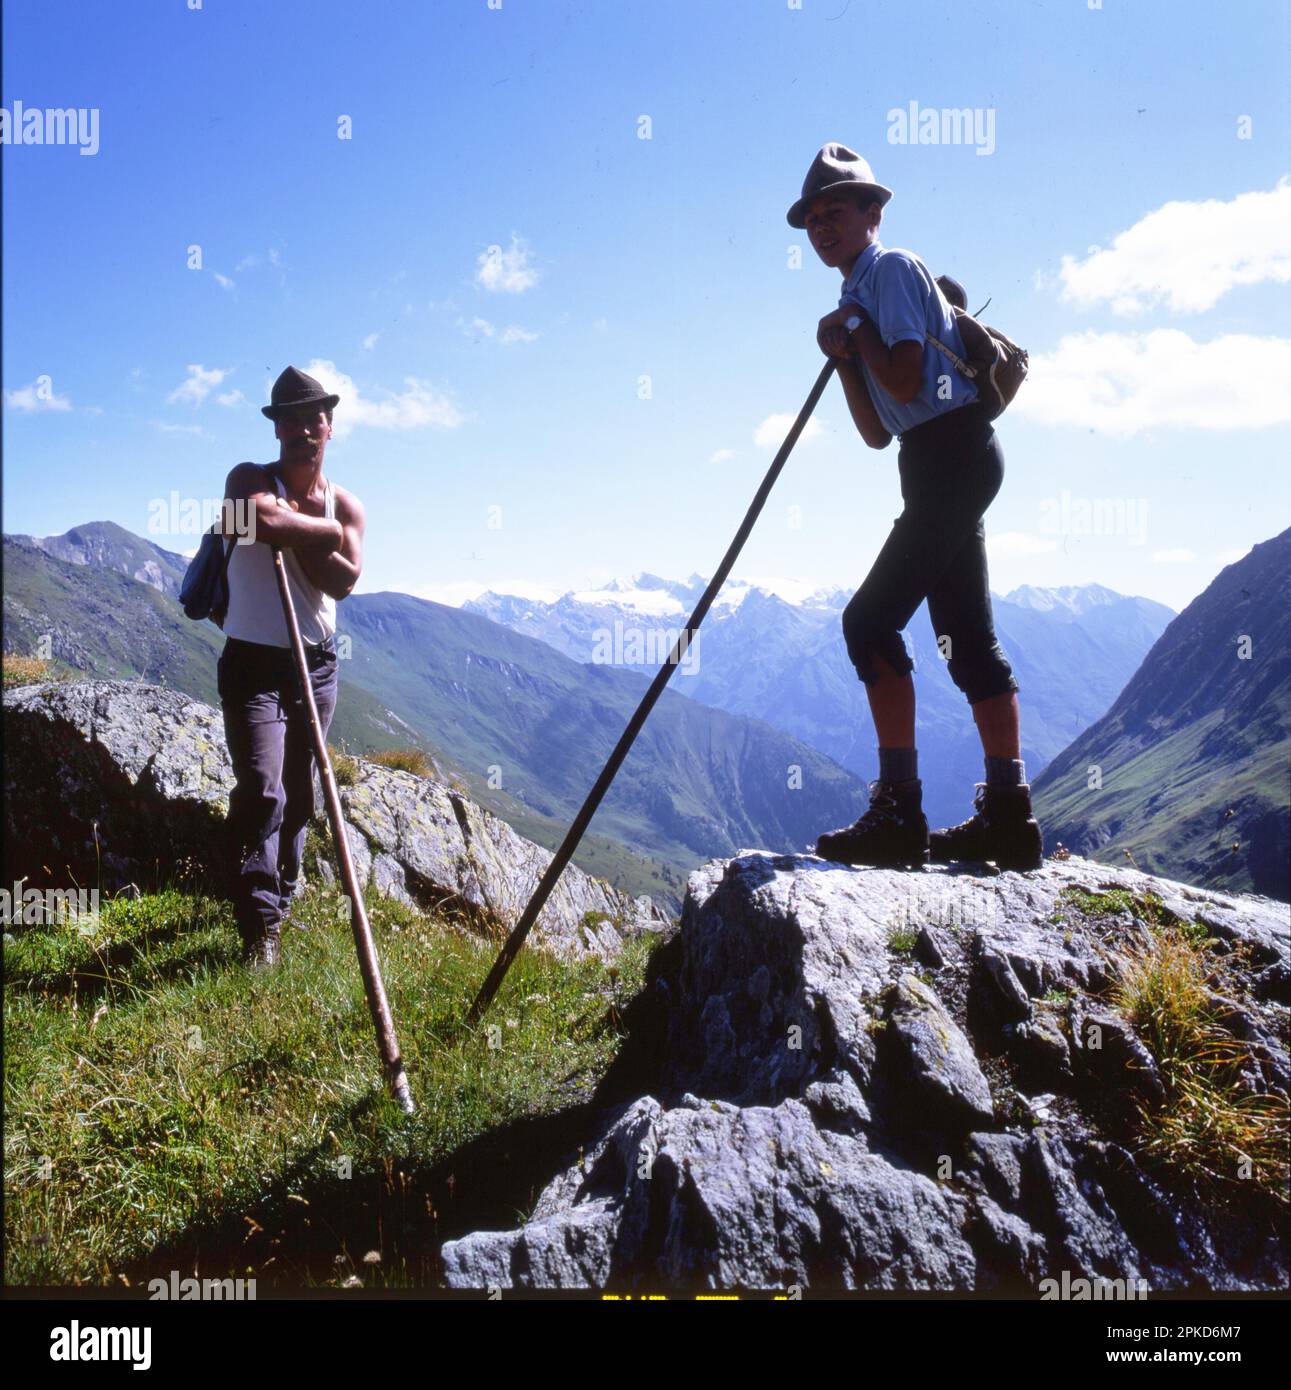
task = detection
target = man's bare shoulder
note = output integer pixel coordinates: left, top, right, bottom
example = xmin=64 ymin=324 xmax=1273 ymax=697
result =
xmin=224 ymin=460 xmax=276 ymax=496
xmin=330 ymin=481 xmax=366 ymax=530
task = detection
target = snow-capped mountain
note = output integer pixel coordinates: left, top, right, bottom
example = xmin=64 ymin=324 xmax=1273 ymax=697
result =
xmin=465 ymin=575 xmax=1176 ymax=829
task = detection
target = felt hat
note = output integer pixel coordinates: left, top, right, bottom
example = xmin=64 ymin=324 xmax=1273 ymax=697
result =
xmin=261 ymin=365 xmax=340 ymax=420
xmin=787 ymin=143 xmax=892 ymax=228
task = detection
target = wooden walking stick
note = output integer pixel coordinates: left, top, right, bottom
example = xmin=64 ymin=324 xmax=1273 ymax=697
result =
xmin=271 ymin=546 xmax=415 ymax=1115
xmin=467 ymin=358 xmax=839 ymax=1023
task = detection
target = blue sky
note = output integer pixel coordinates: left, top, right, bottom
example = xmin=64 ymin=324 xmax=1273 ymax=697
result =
xmin=4 ymin=0 xmax=1288 ymax=613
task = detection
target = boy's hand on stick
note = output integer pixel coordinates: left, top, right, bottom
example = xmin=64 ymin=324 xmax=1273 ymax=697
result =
xmin=818 ymin=306 xmax=862 ymax=359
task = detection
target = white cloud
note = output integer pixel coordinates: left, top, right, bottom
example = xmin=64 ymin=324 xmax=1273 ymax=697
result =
xmin=1152 ymin=548 xmax=1197 ymax=564
xmin=1012 ymin=329 xmax=1291 ymax=435
xmin=236 ymin=247 xmax=283 ymax=273
xmin=462 ymin=316 xmax=537 ymax=345
xmin=1214 ymin=547 xmax=1250 ymax=566
xmin=302 ymin=359 xmax=464 ymax=438
xmin=213 ymin=272 xmax=235 ymax=291
xmin=1058 ymin=179 xmax=1291 ymax=315
xmin=217 ymin=389 xmax=248 ymax=408
xmin=987 ymin=531 xmax=1060 ymax=558
xmin=475 ymin=235 xmax=539 ymax=294
xmin=5 ymin=379 xmax=72 ymax=413
xmin=709 ymin=448 xmax=736 ymax=464
xmin=754 ymin=414 xmax=823 ymax=449
xmin=153 ymin=421 xmax=204 ymax=435
xmin=168 ymin=364 xmax=229 ymax=407
xmin=362 ymin=332 xmax=380 ymax=352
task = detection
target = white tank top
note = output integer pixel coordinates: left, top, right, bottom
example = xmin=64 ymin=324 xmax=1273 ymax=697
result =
xmin=223 ymin=469 xmax=337 ymax=647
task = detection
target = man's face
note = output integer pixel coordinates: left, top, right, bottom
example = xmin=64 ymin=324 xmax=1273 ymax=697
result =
xmin=275 ymin=405 xmax=331 ymax=464
xmin=804 ymin=195 xmax=878 ymax=271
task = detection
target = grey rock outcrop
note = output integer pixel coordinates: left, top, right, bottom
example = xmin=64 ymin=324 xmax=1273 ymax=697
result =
xmin=2 ymin=680 xmax=667 ymax=959
xmin=442 ymin=852 xmax=1290 ymax=1292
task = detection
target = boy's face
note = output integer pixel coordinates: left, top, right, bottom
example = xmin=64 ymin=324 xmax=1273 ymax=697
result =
xmin=804 ymin=194 xmax=879 ymax=272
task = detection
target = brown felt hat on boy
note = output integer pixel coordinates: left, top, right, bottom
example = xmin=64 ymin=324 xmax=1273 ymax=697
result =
xmin=787 ymin=143 xmax=893 ymax=228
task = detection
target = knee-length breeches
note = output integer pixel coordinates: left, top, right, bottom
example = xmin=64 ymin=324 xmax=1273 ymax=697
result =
xmin=841 ymin=399 xmax=1018 ymax=706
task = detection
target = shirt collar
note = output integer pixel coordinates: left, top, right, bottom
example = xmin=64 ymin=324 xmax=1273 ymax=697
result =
xmin=843 ymin=239 xmax=883 ymax=296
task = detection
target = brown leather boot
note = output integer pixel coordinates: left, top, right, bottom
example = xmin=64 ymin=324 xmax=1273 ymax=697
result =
xmin=241 ymin=931 xmax=281 ymax=970
xmin=814 ymin=779 xmax=930 ymax=869
xmin=930 ymin=782 xmax=1043 ymax=871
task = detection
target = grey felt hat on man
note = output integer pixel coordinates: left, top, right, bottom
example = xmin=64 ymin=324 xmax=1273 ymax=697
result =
xmin=261 ymin=365 xmax=340 ymax=420
xmin=786 ymin=143 xmax=893 ymax=228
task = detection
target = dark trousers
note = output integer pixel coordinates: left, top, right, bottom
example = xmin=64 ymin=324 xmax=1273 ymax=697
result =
xmin=218 ymin=636 xmax=339 ymax=945
xmin=842 ymin=399 xmax=1018 ymax=705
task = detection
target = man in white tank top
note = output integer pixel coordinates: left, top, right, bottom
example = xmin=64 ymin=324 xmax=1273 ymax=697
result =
xmin=216 ymin=367 xmax=367 ymax=967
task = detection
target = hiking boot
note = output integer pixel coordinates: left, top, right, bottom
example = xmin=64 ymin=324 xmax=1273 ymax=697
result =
xmin=814 ymin=779 xmax=929 ymax=869
xmin=241 ymin=931 xmax=281 ymax=970
xmin=930 ymin=782 xmax=1044 ymax=871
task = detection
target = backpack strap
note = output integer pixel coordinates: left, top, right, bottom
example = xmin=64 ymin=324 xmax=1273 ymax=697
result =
xmin=925 ymin=331 xmax=978 ymax=379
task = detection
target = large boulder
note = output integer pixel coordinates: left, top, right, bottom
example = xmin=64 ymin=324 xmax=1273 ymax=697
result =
xmin=441 ymin=852 xmax=1290 ymax=1291
xmin=2 ymin=680 xmax=668 ymax=959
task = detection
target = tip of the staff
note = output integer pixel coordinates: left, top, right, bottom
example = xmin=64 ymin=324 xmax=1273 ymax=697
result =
xmin=390 ymin=1072 xmax=416 ymax=1115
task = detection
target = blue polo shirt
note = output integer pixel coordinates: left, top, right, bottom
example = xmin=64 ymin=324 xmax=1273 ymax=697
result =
xmin=839 ymin=241 xmax=977 ymax=437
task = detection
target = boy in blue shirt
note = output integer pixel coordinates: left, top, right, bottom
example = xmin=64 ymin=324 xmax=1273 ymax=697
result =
xmin=788 ymin=143 xmax=1042 ymax=872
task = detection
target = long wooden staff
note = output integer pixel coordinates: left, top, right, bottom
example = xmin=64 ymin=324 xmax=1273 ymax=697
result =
xmin=467 ymin=358 xmax=839 ymax=1022
xmin=272 ymin=546 xmax=415 ymax=1114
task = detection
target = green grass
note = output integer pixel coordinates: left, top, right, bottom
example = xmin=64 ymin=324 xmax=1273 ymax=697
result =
xmin=1056 ymin=885 xmax=1188 ymax=929
xmin=4 ymin=880 xmax=661 ymax=1287
xmin=886 ymin=925 xmax=918 ymax=954
xmin=1108 ymin=923 xmax=1288 ymax=1206
xmin=325 ymin=743 xmax=359 ymax=787
xmin=2 ymin=654 xmax=75 ymax=689
xmin=365 ymin=747 xmax=434 ymax=778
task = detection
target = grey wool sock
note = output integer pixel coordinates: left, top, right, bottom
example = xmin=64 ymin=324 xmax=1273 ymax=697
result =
xmin=985 ymin=755 xmax=1026 ymax=787
xmin=878 ymin=746 xmax=918 ymax=784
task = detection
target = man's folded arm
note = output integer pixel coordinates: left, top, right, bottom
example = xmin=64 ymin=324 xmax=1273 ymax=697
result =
xmin=222 ymin=462 xmax=344 ymax=551
xmin=294 ymin=487 xmax=364 ymax=600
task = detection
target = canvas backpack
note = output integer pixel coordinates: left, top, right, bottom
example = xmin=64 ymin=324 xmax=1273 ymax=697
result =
xmin=925 ymin=281 xmax=1028 ymax=420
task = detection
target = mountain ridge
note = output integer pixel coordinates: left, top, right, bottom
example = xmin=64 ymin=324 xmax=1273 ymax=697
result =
xmin=1033 ymin=526 xmax=1291 ymax=900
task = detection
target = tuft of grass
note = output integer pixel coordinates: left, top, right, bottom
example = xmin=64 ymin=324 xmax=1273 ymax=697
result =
xmin=326 ymin=743 xmax=358 ymax=787
xmin=365 ymin=748 xmax=433 ymax=778
xmin=3 ymin=654 xmax=73 ymax=689
xmin=886 ymin=924 xmax=918 ymax=954
xmin=1057 ymin=885 xmax=1187 ymax=929
xmin=4 ymin=878 xmax=662 ymax=1287
xmin=1108 ymin=925 xmax=1288 ymax=1205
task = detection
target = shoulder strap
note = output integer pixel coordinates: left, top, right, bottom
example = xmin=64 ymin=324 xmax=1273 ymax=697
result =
xmin=925 ymin=330 xmax=977 ymax=378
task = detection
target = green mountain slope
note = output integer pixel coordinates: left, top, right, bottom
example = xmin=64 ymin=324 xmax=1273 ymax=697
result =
xmin=3 ymin=531 xmax=869 ymax=906
xmin=1033 ymin=528 xmax=1290 ymax=900
xmin=334 ymin=589 xmax=866 ymax=869
xmin=2 ymin=536 xmax=417 ymax=759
